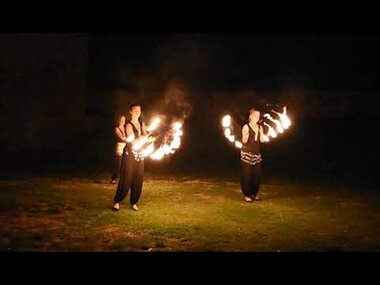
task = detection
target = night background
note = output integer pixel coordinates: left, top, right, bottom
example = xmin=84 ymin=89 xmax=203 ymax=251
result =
xmin=1 ymin=32 xmax=379 ymax=183
xmin=0 ymin=33 xmax=379 ymax=251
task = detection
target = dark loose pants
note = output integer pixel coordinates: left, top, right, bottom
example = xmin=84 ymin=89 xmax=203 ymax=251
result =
xmin=114 ymin=153 xmax=144 ymax=205
xmin=241 ymin=160 xmax=261 ymax=198
xmin=111 ymin=154 xmax=123 ymax=181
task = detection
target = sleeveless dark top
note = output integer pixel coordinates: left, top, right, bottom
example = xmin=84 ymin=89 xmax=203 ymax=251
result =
xmin=241 ymin=124 xmax=262 ymax=165
xmin=125 ymin=120 xmax=142 ymax=155
xmin=242 ymin=124 xmax=261 ymax=155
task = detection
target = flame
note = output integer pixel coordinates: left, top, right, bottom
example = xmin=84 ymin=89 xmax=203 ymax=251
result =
xmin=170 ymin=137 xmax=181 ymax=149
xmin=147 ymin=117 xmax=161 ymax=132
xmin=149 ymin=121 xmax=184 ymax=160
xmin=222 ymin=115 xmax=231 ymax=128
xmin=126 ymin=134 xmax=135 ymax=143
xmin=264 ymin=122 xmax=277 ymax=138
xmin=150 ymin=147 xmax=165 ymax=160
xmin=140 ymin=143 xmax=155 ymax=157
xmin=235 ymin=141 xmax=243 ymax=149
xmin=132 ymin=136 xmax=148 ymax=151
xmin=228 ymin=135 xmax=235 ymax=143
xmin=224 ymin=128 xmax=232 ymax=138
xmin=221 ymin=114 xmax=241 ymax=149
xmin=273 ymin=107 xmax=291 ymax=129
xmin=221 ymin=107 xmax=291 ymax=146
xmin=124 ymin=116 xmax=185 ymax=161
xmin=170 ymin=121 xmax=183 ymax=150
xmin=264 ymin=113 xmax=284 ymax=133
xmin=261 ymin=134 xmax=270 ymax=142
xmin=163 ymin=144 xmax=172 ymax=155
xmin=173 ymin=122 xmax=182 ymax=131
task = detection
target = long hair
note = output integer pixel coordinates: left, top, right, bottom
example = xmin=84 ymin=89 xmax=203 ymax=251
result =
xmin=115 ymin=115 xmax=126 ymax=128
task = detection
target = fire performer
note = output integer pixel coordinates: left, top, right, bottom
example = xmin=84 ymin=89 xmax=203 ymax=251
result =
xmin=240 ymin=107 xmax=266 ymax=202
xmin=113 ymin=103 xmax=153 ymax=211
xmin=110 ymin=115 xmax=126 ymax=184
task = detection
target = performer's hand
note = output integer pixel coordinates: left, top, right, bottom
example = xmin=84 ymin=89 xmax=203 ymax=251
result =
xmin=146 ymin=134 xmax=155 ymax=143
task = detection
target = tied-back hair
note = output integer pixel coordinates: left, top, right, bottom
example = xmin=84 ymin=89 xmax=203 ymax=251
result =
xmin=129 ymin=102 xmax=141 ymax=111
xmin=249 ymin=107 xmax=261 ymax=115
xmin=248 ymin=107 xmax=264 ymax=126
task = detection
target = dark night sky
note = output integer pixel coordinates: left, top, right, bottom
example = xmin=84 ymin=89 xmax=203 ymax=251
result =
xmin=1 ymin=33 xmax=379 ymax=183
xmin=89 ymin=33 xmax=380 ymax=93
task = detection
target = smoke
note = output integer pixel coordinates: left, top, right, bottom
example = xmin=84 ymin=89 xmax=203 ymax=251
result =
xmin=153 ymin=79 xmax=193 ymax=122
xmin=140 ymin=79 xmax=192 ymax=155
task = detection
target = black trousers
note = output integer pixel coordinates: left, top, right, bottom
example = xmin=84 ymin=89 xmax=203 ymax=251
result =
xmin=114 ymin=153 xmax=144 ymax=205
xmin=241 ymin=160 xmax=261 ymax=198
xmin=111 ymin=154 xmax=123 ymax=181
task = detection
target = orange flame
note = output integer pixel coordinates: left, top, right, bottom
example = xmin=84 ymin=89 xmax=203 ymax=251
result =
xmin=221 ymin=114 xmax=242 ymax=149
xmin=222 ymin=115 xmax=231 ymax=128
xmin=126 ymin=116 xmax=185 ymax=160
xmin=261 ymin=134 xmax=270 ymax=142
xmin=224 ymin=128 xmax=232 ymax=138
xmin=132 ymin=136 xmax=148 ymax=151
xmin=140 ymin=143 xmax=155 ymax=157
xmin=126 ymin=134 xmax=135 ymax=143
xmin=173 ymin=122 xmax=182 ymax=131
xmin=228 ymin=135 xmax=235 ymax=143
xmin=170 ymin=137 xmax=181 ymax=149
xmin=264 ymin=122 xmax=277 ymax=138
xmin=222 ymin=107 xmax=291 ymax=146
xmin=264 ymin=113 xmax=284 ymax=133
xmin=147 ymin=117 xmax=161 ymax=132
xmin=235 ymin=141 xmax=243 ymax=149
xmin=273 ymin=107 xmax=291 ymax=129
xmin=150 ymin=147 xmax=165 ymax=160
xmin=149 ymin=121 xmax=184 ymax=160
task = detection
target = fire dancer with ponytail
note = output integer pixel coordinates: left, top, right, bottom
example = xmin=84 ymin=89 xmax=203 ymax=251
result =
xmin=110 ymin=115 xmax=126 ymax=184
xmin=240 ymin=107 xmax=266 ymax=202
xmin=113 ymin=103 xmax=153 ymax=211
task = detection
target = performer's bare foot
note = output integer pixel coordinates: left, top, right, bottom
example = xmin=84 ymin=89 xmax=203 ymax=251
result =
xmin=244 ymin=196 xmax=253 ymax=202
xmin=253 ymin=196 xmax=261 ymax=201
xmin=113 ymin=203 xmax=120 ymax=211
xmin=132 ymin=204 xmax=139 ymax=211
xmin=111 ymin=180 xmax=116 ymax=184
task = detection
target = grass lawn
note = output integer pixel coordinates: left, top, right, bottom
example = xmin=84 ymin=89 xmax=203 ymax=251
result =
xmin=0 ymin=172 xmax=379 ymax=251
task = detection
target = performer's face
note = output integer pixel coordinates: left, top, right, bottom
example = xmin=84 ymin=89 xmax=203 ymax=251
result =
xmin=120 ymin=116 xmax=126 ymax=125
xmin=130 ymin=106 xmax=141 ymax=119
xmin=249 ymin=110 xmax=260 ymax=124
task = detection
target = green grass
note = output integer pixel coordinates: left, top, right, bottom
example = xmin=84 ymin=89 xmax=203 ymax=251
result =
xmin=0 ymin=173 xmax=379 ymax=251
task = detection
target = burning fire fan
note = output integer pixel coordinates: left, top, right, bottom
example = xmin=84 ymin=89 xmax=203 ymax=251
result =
xmin=126 ymin=116 xmax=184 ymax=160
xmin=221 ymin=106 xmax=291 ymax=148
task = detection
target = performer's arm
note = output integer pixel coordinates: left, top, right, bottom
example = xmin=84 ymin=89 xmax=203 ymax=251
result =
xmin=115 ymin=127 xmax=126 ymax=141
xmin=126 ymin=123 xmax=153 ymax=145
xmin=141 ymin=122 xmax=148 ymax=136
xmin=142 ymin=122 xmax=155 ymax=143
xmin=242 ymin=124 xmax=249 ymax=144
